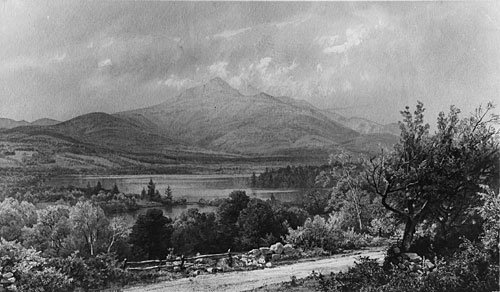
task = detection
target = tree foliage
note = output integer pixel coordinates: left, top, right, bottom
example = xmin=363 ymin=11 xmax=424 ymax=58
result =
xmin=366 ymin=102 xmax=499 ymax=251
xmin=129 ymin=208 xmax=173 ymax=259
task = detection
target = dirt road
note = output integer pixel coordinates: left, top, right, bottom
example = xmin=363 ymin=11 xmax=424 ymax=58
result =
xmin=124 ymin=249 xmax=385 ymax=292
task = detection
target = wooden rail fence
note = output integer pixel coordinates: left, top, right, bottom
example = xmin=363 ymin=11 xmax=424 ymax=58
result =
xmin=125 ymin=250 xmax=234 ymax=272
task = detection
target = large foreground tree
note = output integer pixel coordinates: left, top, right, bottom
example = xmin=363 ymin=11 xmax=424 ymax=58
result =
xmin=367 ymin=102 xmax=499 ymax=251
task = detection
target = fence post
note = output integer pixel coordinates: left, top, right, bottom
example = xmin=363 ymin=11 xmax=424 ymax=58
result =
xmin=180 ymin=255 xmax=185 ymax=270
xmin=227 ymin=249 xmax=233 ymax=267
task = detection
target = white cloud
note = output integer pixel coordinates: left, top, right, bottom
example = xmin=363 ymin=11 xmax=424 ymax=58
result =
xmin=101 ymin=38 xmax=114 ymax=48
xmin=49 ymin=53 xmax=67 ymax=63
xmin=213 ymin=27 xmax=251 ymax=39
xmin=316 ymin=63 xmax=323 ymax=73
xmin=273 ymin=14 xmax=312 ymax=29
xmin=319 ymin=25 xmax=368 ymax=54
xmin=314 ymin=35 xmax=339 ymax=47
xmin=208 ymin=61 xmax=229 ymax=78
xmin=342 ymin=80 xmax=353 ymax=92
xmin=256 ymin=57 xmax=272 ymax=74
xmin=98 ymin=59 xmax=112 ymax=68
xmin=162 ymin=75 xmax=196 ymax=90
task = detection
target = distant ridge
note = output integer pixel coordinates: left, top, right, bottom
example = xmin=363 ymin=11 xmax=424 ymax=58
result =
xmin=0 ymin=117 xmax=60 ymax=129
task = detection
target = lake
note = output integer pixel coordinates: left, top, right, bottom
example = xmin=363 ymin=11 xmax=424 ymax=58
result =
xmin=46 ymin=174 xmax=305 ymax=219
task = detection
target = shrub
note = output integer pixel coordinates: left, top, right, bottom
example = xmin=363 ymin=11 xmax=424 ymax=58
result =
xmin=285 ymin=214 xmax=343 ymax=252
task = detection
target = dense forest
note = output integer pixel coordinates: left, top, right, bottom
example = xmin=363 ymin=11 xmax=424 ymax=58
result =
xmin=250 ymin=165 xmax=331 ymax=188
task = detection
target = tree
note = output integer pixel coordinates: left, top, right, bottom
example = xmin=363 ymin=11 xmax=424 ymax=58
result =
xmin=106 ymin=217 xmax=130 ymax=254
xmin=147 ymin=179 xmax=155 ymax=200
xmin=111 ymin=183 xmax=120 ymax=195
xmin=251 ymin=172 xmax=257 ymax=187
xmin=171 ymin=209 xmax=220 ymax=255
xmin=165 ymin=185 xmax=173 ymax=202
xmin=129 ymin=209 xmax=172 ymax=259
xmin=217 ymin=191 xmax=250 ymax=225
xmin=302 ymin=190 xmax=330 ymax=216
xmin=366 ymin=102 xmax=499 ymax=251
xmin=69 ymin=201 xmax=109 ymax=256
xmin=94 ymin=181 xmax=103 ymax=194
xmin=23 ymin=205 xmax=71 ymax=257
xmin=216 ymin=191 xmax=250 ymax=250
xmin=0 ymin=198 xmax=37 ymax=241
xmin=318 ymin=151 xmax=381 ymax=232
xmin=237 ymin=198 xmax=278 ymax=249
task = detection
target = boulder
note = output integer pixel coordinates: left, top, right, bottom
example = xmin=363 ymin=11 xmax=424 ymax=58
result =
xmin=249 ymin=249 xmax=261 ymax=257
xmin=259 ymin=247 xmax=272 ymax=255
xmin=2 ymin=273 xmax=13 ymax=279
xmin=424 ymin=259 xmax=435 ymax=270
xmin=257 ymin=256 xmax=266 ymax=264
xmin=265 ymin=262 xmax=272 ymax=268
xmin=206 ymin=267 xmax=215 ymax=273
xmin=283 ymin=244 xmax=296 ymax=254
xmin=271 ymin=254 xmax=281 ymax=262
xmin=270 ymin=243 xmax=284 ymax=254
xmin=404 ymin=253 xmax=422 ymax=263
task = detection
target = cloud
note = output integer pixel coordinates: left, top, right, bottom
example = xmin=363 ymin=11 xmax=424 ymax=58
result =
xmin=320 ymin=25 xmax=368 ymax=54
xmin=256 ymin=57 xmax=272 ymax=74
xmin=213 ymin=27 xmax=252 ymax=39
xmin=208 ymin=61 xmax=229 ymax=78
xmin=273 ymin=14 xmax=312 ymax=29
xmin=98 ymin=59 xmax=112 ymax=68
xmin=162 ymin=75 xmax=196 ymax=90
xmin=49 ymin=53 xmax=67 ymax=63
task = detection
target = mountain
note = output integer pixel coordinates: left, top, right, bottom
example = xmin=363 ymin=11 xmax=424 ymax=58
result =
xmin=116 ymin=77 xmax=360 ymax=154
xmin=0 ymin=118 xmax=30 ymax=129
xmin=0 ymin=78 xmax=400 ymax=169
xmin=0 ymin=117 xmax=60 ymax=129
xmin=31 ymin=118 xmax=60 ymax=126
xmin=322 ymin=110 xmax=400 ymax=136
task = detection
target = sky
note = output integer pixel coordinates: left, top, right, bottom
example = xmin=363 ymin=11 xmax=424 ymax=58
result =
xmin=0 ymin=1 xmax=499 ymax=125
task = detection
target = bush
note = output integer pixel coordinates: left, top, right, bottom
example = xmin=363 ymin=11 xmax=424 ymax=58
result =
xmin=306 ymin=240 xmax=499 ymax=292
xmin=18 ymin=267 xmax=73 ymax=292
xmin=285 ymin=214 xmax=344 ymax=252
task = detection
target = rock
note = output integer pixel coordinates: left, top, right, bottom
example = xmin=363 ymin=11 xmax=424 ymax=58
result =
xmin=283 ymin=244 xmax=296 ymax=254
xmin=249 ymin=249 xmax=261 ymax=257
xmin=403 ymin=253 xmax=421 ymax=263
xmin=271 ymin=254 xmax=281 ymax=262
xmin=173 ymin=266 xmax=181 ymax=272
xmin=257 ymin=256 xmax=266 ymax=264
xmin=192 ymin=270 xmax=201 ymax=276
xmin=393 ymin=247 xmax=401 ymax=254
xmin=270 ymin=243 xmax=284 ymax=254
xmin=2 ymin=273 xmax=13 ymax=279
xmin=424 ymin=260 xmax=435 ymax=270
xmin=265 ymin=262 xmax=272 ymax=268
xmin=259 ymin=247 xmax=272 ymax=255
xmin=206 ymin=267 xmax=214 ymax=273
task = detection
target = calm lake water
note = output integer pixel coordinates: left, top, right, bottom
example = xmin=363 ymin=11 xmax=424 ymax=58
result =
xmin=46 ymin=174 xmax=304 ymax=220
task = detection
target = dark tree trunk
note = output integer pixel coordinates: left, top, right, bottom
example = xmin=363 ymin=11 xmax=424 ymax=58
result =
xmin=401 ymin=217 xmax=417 ymax=252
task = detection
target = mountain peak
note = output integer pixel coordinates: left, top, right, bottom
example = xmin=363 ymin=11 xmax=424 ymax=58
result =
xmin=206 ymin=77 xmax=234 ymax=89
